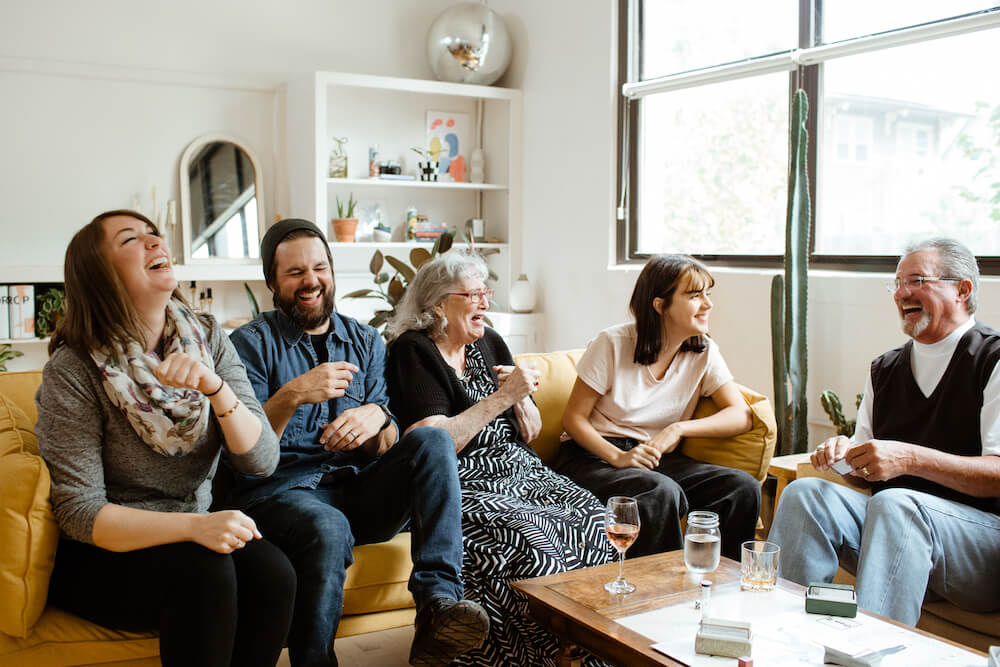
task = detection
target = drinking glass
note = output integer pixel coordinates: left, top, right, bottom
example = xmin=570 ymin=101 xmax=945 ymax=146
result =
xmin=604 ymin=496 xmax=640 ymax=594
xmin=740 ymin=540 xmax=780 ymax=591
xmin=684 ymin=510 xmax=721 ymax=574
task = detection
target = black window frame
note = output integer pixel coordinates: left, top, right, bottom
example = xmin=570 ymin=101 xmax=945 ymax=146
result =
xmin=616 ymin=0 xmax=1000 ymax=274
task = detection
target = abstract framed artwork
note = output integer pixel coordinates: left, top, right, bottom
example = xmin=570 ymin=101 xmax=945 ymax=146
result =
xmin=425 ymin=110 xmax=470 ymax=182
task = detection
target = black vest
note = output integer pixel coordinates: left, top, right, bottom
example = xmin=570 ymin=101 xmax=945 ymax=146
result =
xmin=870 ymin=321 xmax=1000 ymax=514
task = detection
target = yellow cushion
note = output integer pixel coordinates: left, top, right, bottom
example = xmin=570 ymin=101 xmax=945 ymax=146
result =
xmin=0 ymin=393 xmax=60 ymax=639
xmin=342 ymin=532 xmax=415 ymax=615
xmin=513 ymin=350 xmax=583 ymax=464
xmin=0 ymin=370 xmax=43 ymax=426
xmin=679 ymin=384 xmax=778 ymax=481
xmin=0 ymin=606 xmax=158 ymax=666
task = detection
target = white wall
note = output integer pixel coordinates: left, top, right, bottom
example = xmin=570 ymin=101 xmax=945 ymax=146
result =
xmin=3 ymin=0 xmax=999 ymax=446
xmin=0 ymin=0 xmax=473 ymax=266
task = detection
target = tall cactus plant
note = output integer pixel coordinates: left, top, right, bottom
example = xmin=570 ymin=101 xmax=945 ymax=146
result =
xmin=771 ymin=89 xmax=811 ymax=456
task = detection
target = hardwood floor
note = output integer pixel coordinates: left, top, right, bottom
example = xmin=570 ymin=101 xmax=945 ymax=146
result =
xmin=276 ymin=625 xmax=415 ymax=666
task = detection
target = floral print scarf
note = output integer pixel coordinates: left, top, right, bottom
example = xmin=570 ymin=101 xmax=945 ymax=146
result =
xmin=91 ymin=299 xmax=213 ymax=457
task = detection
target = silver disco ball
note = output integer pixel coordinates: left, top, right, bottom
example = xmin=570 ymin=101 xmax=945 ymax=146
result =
xmin=427 ymin=2 xmax=512 ymax=85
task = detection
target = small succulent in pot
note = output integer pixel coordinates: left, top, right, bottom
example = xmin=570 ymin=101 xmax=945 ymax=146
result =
xmin=335 ymin=193 xmax=358 ymax=219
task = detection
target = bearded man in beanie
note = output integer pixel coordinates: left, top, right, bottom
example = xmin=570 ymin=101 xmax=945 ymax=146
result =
xmin=227 ymin=219 xmax=487 ymax=667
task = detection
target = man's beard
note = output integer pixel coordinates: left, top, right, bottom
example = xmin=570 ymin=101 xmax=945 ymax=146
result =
xmin=901 ymin=310 xmax=930 ymax=338
xmin=274 ymin=284 xmax=335 ymax=331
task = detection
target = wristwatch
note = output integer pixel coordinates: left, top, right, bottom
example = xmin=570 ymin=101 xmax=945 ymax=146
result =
xmin=376 ymin=403 xmax=393 ymax=432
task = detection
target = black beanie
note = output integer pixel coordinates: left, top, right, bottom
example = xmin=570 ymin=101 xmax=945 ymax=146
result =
xmin=260 ymin=218 xmax=330 ymax=286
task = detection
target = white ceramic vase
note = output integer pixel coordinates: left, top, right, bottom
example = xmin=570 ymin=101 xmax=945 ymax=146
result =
xmin=469 ymin=148 xmax=485 ymax=184
xmin=509 ymin=274 xmax=537 ymax=313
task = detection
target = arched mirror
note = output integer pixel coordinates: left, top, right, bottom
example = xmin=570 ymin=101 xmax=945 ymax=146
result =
xmin=179 ymin=135 xmax=265 ymax=263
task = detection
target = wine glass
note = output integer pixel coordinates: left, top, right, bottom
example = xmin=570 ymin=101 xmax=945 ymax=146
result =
xmin=604 ymin=496 xmax=640 ymax=594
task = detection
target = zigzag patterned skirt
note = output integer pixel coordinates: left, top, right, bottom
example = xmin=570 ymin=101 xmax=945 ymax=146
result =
xmin=452 ymin=442 xmax=613 ymax=666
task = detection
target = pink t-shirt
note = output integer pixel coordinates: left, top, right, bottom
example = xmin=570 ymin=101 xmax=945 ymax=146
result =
xmin=562 ymin=322 xmax=733 ymax=443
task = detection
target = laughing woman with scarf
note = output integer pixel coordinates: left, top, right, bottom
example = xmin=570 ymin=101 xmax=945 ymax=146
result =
xmin=36 ymin=210 xmax=295 ymax=667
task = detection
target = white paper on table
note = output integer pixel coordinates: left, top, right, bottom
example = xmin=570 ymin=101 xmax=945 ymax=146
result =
xmin=615 ymin=586 xmax=986 ymax=667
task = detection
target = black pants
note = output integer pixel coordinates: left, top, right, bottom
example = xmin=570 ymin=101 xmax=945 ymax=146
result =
xmin=48 ymin=537 xmax=296 ymax=667
xmin=553 ymin=440 xmax=760 ymax=561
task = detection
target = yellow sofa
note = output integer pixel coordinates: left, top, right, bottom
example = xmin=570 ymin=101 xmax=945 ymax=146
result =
xmin=784 ymin=460 xmax=1000 ymax=652
xmin=0 ymin=352 xmax=776 ymax=666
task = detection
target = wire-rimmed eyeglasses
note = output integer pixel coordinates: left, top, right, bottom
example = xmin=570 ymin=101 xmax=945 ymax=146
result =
xmin=448 ymin=289 xmax=494 ymax=303
xmin=885 ymin=276 xmax=961 ymax=294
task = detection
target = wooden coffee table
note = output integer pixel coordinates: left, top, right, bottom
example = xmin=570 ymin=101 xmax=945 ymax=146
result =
xmin=512 ymin=550 xmax=985 ymax=667
xmin=513 ymin=550 xmax=736 ymax=666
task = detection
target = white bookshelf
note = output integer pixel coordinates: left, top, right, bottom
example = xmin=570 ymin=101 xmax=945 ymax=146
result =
xmin=285 ymin=71 xmax=523 ymax=310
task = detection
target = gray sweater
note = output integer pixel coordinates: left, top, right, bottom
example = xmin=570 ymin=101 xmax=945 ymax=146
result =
xmin=36 ymin=316 xmax=278 ymax=544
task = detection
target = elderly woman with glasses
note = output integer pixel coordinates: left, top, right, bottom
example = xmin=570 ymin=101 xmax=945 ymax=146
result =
xmin=386 ymin=252 xmax=610 ymax=667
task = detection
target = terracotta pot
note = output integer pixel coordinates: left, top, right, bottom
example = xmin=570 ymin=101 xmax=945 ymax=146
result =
xmin=331 ymin=218 xmax=358 ymax=242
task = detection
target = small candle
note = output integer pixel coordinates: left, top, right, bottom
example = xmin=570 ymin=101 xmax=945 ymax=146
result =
xmin=700 ymin=579 xmax=712 ymax=621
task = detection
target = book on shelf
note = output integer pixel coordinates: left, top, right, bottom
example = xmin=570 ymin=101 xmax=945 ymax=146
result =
xmin=0 ymin=287 xmax=9 ymax=339
xmin=8 ymin=284 xmax=35 ymax=339
xmin=376 ymin=174 xmax=416 ymax=181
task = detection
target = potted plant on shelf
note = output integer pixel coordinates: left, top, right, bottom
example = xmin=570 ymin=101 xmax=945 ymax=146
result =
xmin=411 ymin=147 xmax=439 ymax=182
xmin=331 ymin=193 xmax=359 ymax=242
xmin=35 ymin=286 xmax=66 ymax=338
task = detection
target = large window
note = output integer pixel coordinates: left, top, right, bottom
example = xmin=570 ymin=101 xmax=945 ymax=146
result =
xmin=620 ymin=1 xmax=1000 ymax=268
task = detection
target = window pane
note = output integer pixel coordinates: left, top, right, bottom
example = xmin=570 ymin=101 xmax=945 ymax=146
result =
xmin=636 ymin=74 xmax=788 ymax=255
xmin=821 ymin=1 xmax=999 ymax=44
xmin=641 ymin=0 xmax=797 ymax=79
xmin=816 ymin=30 xmax=1000 ymax=255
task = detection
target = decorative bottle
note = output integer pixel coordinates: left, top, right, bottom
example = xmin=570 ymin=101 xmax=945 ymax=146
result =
xmin=508 ymin=274 xmax=536 ymax=313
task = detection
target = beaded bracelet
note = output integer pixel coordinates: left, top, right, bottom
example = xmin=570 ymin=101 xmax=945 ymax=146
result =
xmin=203 ymin=379 xmax=225 ymax=397
xmin=217 ymin=399 xmax=240 ymax=419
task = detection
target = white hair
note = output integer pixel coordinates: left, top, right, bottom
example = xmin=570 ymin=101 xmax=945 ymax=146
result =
xmin=904 ymin=237 xmax=979 ymax=313
xmin=384 ymin=251 xmax=489 ymax=342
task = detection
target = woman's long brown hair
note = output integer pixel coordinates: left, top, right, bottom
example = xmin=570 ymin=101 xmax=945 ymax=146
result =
xmin=629 ymin=254 xmax=714 ymax=366
xmin=49 ymin=210 xmax=186 ymax=355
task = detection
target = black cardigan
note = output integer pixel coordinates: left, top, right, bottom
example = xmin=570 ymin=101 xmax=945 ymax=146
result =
xmin=387 ymin=327 xmax=530 ymax=453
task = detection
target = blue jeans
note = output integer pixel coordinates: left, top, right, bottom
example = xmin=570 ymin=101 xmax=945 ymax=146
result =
xmin=248 ymin=427 xmax=464 ymax=667
xmin=768 ymin=477 xmax=1000 ymax=625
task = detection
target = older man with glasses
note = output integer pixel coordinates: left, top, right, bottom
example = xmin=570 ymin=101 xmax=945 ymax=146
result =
xmin=769 ymin=237 xmax=1000 ymax=626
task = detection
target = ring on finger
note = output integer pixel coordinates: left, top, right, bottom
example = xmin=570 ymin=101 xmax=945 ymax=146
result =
xmin=861 ymin=466 xmax=870 ymax=477
xmin=350 ymin=430 xmax=358 ymax=440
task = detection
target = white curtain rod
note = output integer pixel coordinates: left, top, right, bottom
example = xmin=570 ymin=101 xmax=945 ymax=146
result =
xmin=623 ymin=9 xmax=1000 ymax=100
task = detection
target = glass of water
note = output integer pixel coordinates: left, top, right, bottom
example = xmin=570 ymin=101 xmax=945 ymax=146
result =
xmin=684 ymin=510 xmax=721 ymax=574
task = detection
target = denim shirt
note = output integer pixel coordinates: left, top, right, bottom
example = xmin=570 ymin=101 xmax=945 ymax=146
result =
xmin=227 ymin=309 xmax=398 ymax=508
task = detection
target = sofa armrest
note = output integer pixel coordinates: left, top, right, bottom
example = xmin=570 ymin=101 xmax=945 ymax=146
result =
xmin=678 ymin=385 xmax=777 ymax=481
xmin=0 ymin=370 xmax=43 ymax=425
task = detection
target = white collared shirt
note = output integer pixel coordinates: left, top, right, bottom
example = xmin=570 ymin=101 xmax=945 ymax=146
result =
xmin=853 ymin=317 xmax=1000 ymax=456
